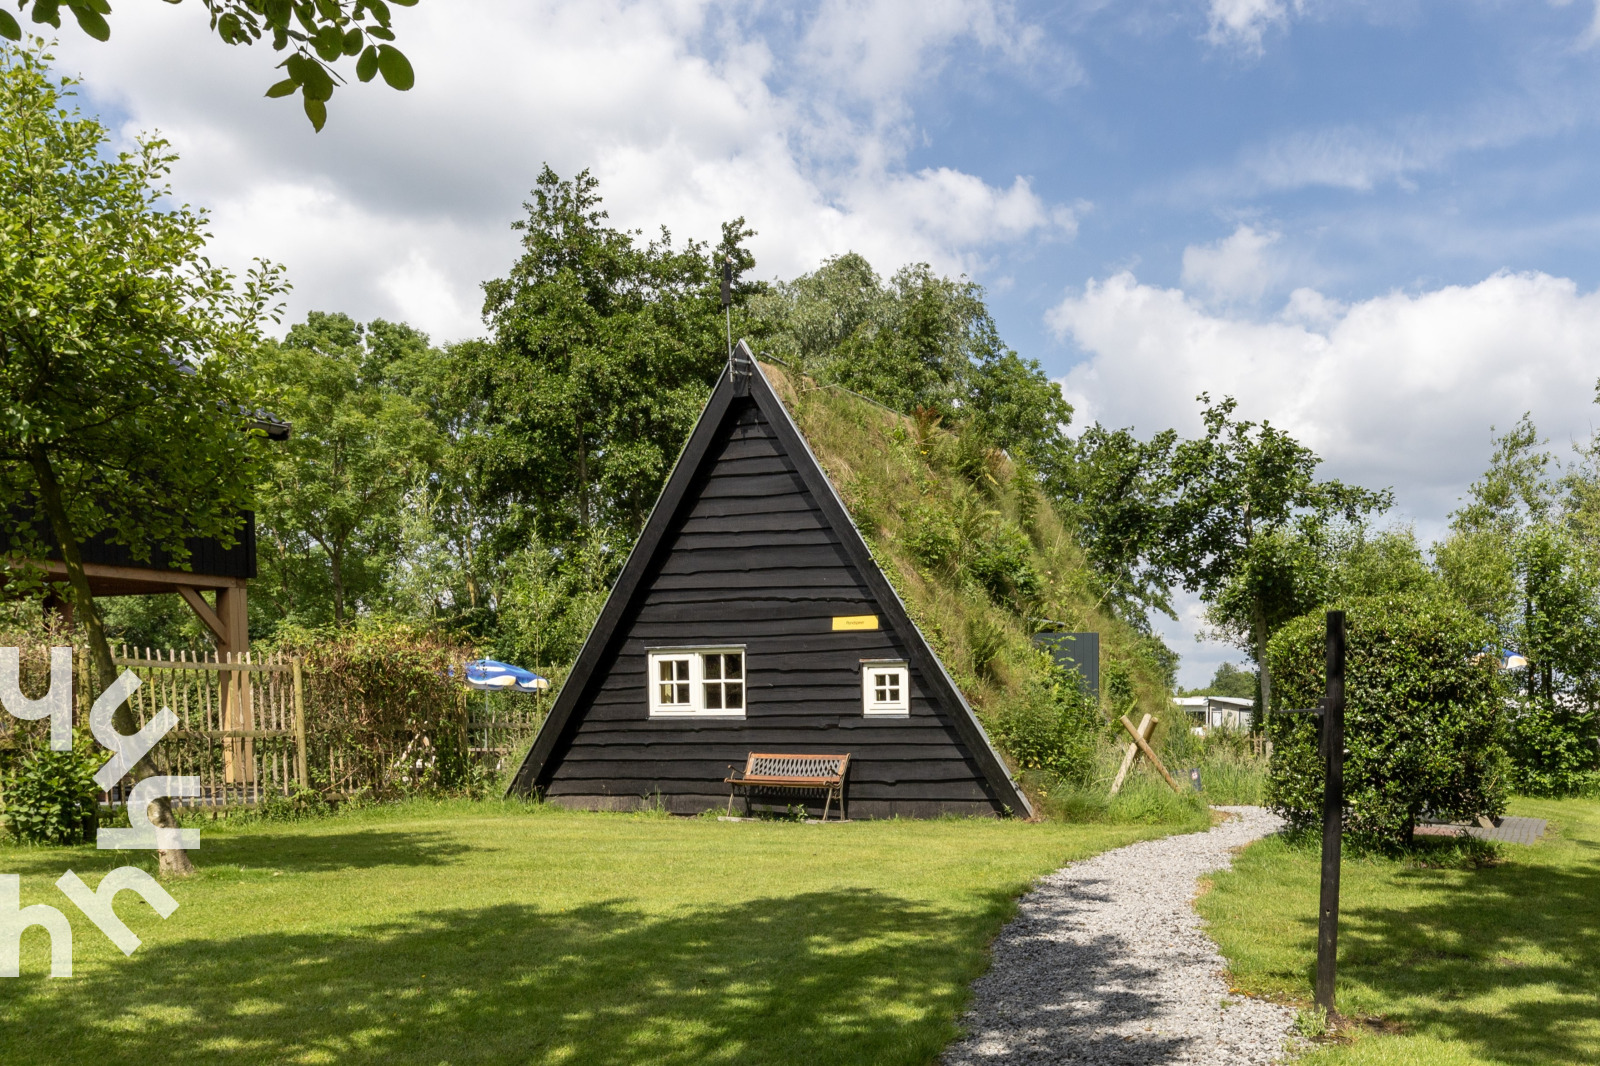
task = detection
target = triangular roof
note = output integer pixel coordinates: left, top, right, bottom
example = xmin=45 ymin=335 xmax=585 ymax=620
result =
xmin=508 ymin=342 xmax=1032 ymax=816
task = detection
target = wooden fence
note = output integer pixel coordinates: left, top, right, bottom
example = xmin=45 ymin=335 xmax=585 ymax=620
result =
xmin=1 ymin=644 xmax=546 ymax=807
xmin=110 ymin=646 xmax=306 ymax=806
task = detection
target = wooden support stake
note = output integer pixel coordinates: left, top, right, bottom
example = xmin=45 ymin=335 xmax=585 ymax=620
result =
xmin=1119 ymin=714 xmax=1182 ymax=794
xmin=1315 ymin=610 xmax=1346 ymax=1014
xmin=1109 ymin=713 xmax=1154 ymax=795
xmin=292 ymin=657 xmax=308 ymax=790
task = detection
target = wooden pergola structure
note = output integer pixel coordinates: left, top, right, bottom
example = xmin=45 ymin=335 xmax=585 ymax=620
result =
xmin=40 ymin=517 xmax=264 ymax=785
xmin=41 ymin=519 xmax=257 ymax=662
xmin=33 ymin=413 xmax=289 ymax=787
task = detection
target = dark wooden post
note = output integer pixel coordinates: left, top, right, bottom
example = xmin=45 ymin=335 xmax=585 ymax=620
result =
xmin=1315 ymin=609 xmax=1346 ymax=1013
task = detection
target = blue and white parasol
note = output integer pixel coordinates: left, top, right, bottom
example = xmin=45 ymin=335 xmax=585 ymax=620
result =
xmin=464 ymin=659 xmax=549 ymax=692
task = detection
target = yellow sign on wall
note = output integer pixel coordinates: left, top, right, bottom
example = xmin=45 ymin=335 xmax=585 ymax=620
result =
xmin=831 ymin=615 xmax=879 ymax=631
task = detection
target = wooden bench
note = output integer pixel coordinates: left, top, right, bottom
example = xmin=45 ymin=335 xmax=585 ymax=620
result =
xmin=724 ymin=753 xmax=851 ymax=821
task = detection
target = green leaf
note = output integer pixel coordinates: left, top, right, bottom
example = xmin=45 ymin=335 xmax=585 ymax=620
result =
xmin=366 ymin=0 xmax=391 ymax=24
xmin=303 ymin=92 xmax=327 ymax=132
xmin=31 ymin=0 xmax=62 ymax=28
xmin=287 ymin=52 xmax=334 ymax=100
xmin=388 ymin=0 xmax=416 ymax=6
xmin=265 ymin=77 xmax=300 ymax=99
xmin=376 ymin=44 xmax=412 ymax=91
xmin=69 ymin=3 xmax=110 ymax=41
xmin=313 ymin=24 xmax=342 ymax=61
xmin=355 ymin=44 xmax=378 ymax=83
xmin=342 ymin=27 xmax=363 ymax=55
xmin=365 ymin=24 xmax=392 ymax=41
xmin=0 ymin=10 xmax=20 ymax=39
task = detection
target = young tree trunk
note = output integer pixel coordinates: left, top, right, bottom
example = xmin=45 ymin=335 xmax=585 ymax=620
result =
xmin=329 ymin=545 xmax=346 ymax=626
xmin=28 ymin=446 xmax=196 ymax=878
xmin=575 ymin=414 xmax=592 ymax=531
xmin=1252 ymin=597 xmax=1272 ymax=730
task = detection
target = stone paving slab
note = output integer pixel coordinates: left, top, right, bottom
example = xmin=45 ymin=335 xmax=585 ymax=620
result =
xmin=1415 ymin=816 xmax=1547 ymax=845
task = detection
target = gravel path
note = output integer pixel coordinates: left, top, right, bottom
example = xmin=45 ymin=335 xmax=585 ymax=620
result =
xmin=944 ymin=806 xmax=1297 ymax=1065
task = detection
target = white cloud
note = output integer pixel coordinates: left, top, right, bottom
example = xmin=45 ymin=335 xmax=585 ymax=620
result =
xmin=1205 ymin=0 xmax=1294 ymax=52
xmin=1180 ymin=224 xmax=1281 ymax=302
xmin=1051 ymin=265 xmax=1600 ymax=686
xmin=52 ymin=0 xmax=1072 ymax=342
xmin=1049 ymin=269 xmax=1600 ymax=528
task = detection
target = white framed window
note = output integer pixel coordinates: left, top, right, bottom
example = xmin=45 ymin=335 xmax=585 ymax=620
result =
xmin=861 ymin=660 xmax=910 ymax=717
xmin=647 ymin=647 xmax=746 ymax=717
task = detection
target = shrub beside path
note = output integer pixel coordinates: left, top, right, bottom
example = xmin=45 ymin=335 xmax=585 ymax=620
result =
xmin=944 ymin=806 xmax=1297 ymax=1065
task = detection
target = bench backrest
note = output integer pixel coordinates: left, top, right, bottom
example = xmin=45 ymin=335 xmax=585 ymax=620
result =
xmin=744 ymin=753 xmax=850 ymax=780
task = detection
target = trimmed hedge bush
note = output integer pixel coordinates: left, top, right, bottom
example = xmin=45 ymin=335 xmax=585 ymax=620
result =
xmin=1266 ymin=593 xmax=1509 ymax=851
xmin=1 ymin=737 xmax=101 ymax=845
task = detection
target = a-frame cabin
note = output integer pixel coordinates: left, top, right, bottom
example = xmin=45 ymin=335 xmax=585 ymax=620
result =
xmin=508 ymin=344 xmax=1031 ymax=819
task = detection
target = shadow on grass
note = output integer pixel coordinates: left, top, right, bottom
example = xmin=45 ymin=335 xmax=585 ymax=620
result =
xmin=0 ymin=829 xmax=473 ymax=881
xmin=0 ymin=889 xmax=1023 ymax=1066
xmin=1316 ymin=840 xmax=1600 ymax=1065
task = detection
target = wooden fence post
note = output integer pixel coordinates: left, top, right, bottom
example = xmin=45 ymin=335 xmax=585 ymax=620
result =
xmin=292 ymin=657 xmax=308 ymax=790
xmin=1315 ymin=610 xmax=1346 ymax=1014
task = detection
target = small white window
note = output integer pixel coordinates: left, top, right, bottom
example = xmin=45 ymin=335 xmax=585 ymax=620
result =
xmin=648 ymin=647 xmax=746 ymax=717
xmin=862 ymin=660 xmax=910 ymax=717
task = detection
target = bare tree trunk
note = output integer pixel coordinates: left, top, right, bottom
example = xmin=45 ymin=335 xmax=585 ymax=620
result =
xmin=28 ymin=446 xmax=196 ymax=878
xmin=575 ymin=415 xmax=591 ymax=531
xmin=1253 ymin=597 xmax=1272 ymax=731
xmin=330 ymin=546 xmax=346 ymax=626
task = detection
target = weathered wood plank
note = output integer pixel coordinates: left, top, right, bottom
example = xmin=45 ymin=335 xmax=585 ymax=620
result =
xmin=667 ymin=530 xmax=839 ymax=552
xmin=676 ymin=510 xmax=830 ymax=533
xmin=695 ymin=472 xmax=810 ymax=499
xmin=681 ymin=495 xmax=818 ymax=518
xmin=703 ymin=455 xmax=796 ymax=477
xmin=650 ymin=568 xmax=863 ymax=591
xmin=654 ymin=544 xmax=854 ymax=575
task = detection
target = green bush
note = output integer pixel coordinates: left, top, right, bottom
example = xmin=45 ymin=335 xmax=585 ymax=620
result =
xmin=1266 ymin=593 xmax=1509 ymax=851
xmin=1 ymin=738 xmax=102 ymax=845
xmin=1506 ymin=695 xmax=1600 ymax=796
xmin=987 ymin=653 xmax=1102 ymax=787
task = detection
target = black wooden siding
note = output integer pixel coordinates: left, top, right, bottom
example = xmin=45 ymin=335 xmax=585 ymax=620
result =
xmin=542 ymin=398 xmax=1004 ymax=817
xmin=33 ymin=512 xmax=257 ymax=580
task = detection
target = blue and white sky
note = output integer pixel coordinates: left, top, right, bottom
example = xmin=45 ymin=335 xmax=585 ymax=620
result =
xmin=52 ymin=0 xmax=1600 ymax=683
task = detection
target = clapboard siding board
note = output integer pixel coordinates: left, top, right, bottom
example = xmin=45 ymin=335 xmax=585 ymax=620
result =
xmin=510 ymin=346 xmax=1030 ymax=818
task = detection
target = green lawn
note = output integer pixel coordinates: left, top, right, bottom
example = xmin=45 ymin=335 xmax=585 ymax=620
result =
xmin=0 ymin=802 xmax=1185 ymax=1065
xmin=1197 ymin=796 xmax=1600 ymax=1065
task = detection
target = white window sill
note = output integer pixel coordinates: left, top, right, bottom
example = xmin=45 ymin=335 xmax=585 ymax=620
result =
xmin=648 ymin=712 xmax=748 ymax=720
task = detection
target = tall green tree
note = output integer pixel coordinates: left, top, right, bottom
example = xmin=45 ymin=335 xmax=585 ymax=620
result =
xmin=0 ymin=43 xmax=285 ymax=875
xmin=0 ymin=2 xmax=420 ymax=129
xmin=464 ymin=166 xmax=755 ymax=551
xmin=251 ymin=312 xmax=440 ymax=627
xmin=1439 ymin=415 xmax=1600 ymax=793
xmin=754 ymin=253 xmax=1073 ymax=474
xmin=1049 ymin=424 xmax=1177 ymax=625
xmin=1164 ymin=395 xmax=1391 ymax=718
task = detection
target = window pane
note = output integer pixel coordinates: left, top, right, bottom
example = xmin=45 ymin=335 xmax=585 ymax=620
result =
xmin=724 ymin=683 xmax=743 ymax=709
xmin=660 ymin=683 xmax=677 ymax=705
xmin=889 ymin=677 xmax=901 ymax=701
xmin=705 ymin=684 xmax=723 ymax=709
xmin=660 ymin=661 xmax=673 ymax=682
xmin=724 ymin=654 xmax=742 ymax=679
xmin=704 ymin=654 xmax=721 ymax=681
